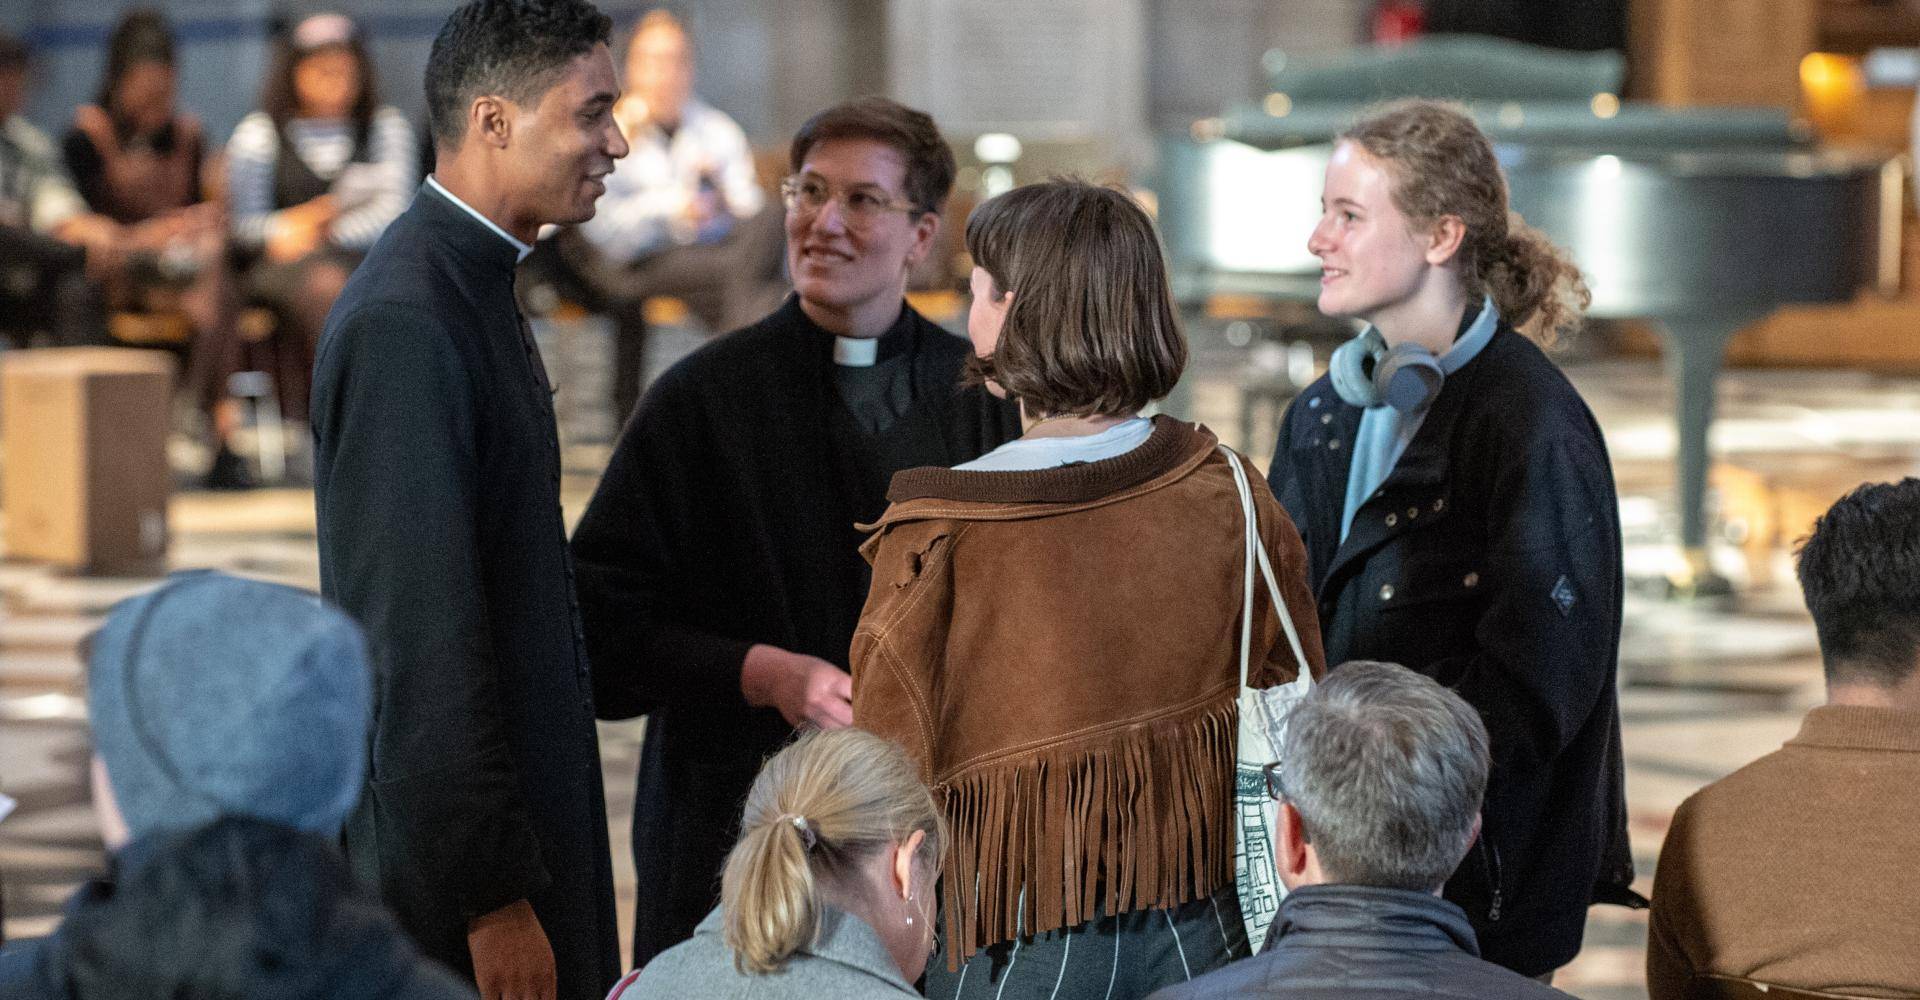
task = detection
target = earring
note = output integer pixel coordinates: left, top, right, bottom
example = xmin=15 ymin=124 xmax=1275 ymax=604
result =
xmin=905 ymin=891 xmax=916 ymax=927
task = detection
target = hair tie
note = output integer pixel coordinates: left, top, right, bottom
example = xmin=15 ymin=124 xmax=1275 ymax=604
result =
xmin=780 ymin=814 xmax=818 ymax=850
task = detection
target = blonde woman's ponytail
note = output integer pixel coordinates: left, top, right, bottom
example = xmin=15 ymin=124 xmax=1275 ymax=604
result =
xmin=719 ymin=729 xmax=945 ymax=975
xmin=721 ymin=811 xmax=821 ymax=975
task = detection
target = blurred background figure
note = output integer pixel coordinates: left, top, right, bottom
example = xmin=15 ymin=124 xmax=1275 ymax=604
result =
xmin=0 ymin=570 xmax=464 ymax=999
xmin=225 ymin=11 xmax=415 ymax=431
xmin=531 ymin=7 xmax=785 ymax=424
xmin=62 ymin=8 xmax=245 ymax=489
xmin=0 ymin=31 xmax=115 ymax=350
xmin=609 ymin=728 xmax=939 ymax=1000
xmin=58 ymin=818 xmax=475 ymax=1000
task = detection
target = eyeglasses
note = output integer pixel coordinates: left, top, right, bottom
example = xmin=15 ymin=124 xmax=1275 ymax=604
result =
xmin=1262 ymin=761 xmax=1288 ymax=803
xmin=781 ymin=174 xmax=922 ymax=226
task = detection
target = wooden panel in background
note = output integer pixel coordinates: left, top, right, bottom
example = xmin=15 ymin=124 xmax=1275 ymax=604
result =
xmin=1630 ymin=0 xmax=1817 ymax=108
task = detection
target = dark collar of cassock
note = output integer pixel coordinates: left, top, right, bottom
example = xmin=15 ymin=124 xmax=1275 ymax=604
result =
xmin=413 ymin=179 xmax=524 ymax=281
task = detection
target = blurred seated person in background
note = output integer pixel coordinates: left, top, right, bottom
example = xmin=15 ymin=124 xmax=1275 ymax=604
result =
xmin=226 ymin=11 xmax=414 ymax=424
xmin=609 ymin=729 xmax=939 ymax=999
xmin=1150 ymin=662 xmax=1572 ymax=1000
xmin=59 ymin=818 xmax=474 ymax=1000
xmin=64 ymin=8 xmax=248 ymax=487
xmin=535 ymin=8 xmax=785 ymax=423
xmin=1647 ymin=478 xmax=1920 ymax=1000
xmin=0 ymin=32 xmax=115 ymax=349
xmin=0 ymin=571 xmax=463 ymax=999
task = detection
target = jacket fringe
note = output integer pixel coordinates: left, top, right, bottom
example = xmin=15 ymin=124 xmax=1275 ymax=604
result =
xmin=937 ymin=693 xmax=1238 ymax=968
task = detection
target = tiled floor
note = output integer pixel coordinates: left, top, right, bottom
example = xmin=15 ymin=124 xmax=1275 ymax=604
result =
xmin=2 ymin=317 xmax=1914 ymax=998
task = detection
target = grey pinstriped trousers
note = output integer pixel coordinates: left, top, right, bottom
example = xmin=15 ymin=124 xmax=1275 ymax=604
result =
xmin=924 ymin=886 xmax=1250 ymax=1000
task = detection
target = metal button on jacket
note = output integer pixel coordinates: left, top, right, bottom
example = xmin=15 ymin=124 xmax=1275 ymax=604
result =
xmin=1432 ymin=498 xmax=1446 ymax=512
xmin=1379 ymin=584 xmax=1395 ymax=601
xmin=1385 ymin=513 xmax=1398 ymax=527
xmin=1464 ymin=572 xmax=1481 ymax=588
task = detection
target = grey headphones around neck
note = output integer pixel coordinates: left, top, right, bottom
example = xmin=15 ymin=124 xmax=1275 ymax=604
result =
xmin=1328 ymin=326 xmax=1444 ymax=413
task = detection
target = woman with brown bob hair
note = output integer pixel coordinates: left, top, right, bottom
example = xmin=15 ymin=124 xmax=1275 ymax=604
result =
xmin=850 ymin=179 xmax=1326 ymax=998
xmin=1264 ymin=100 xmax=1637 ymax=980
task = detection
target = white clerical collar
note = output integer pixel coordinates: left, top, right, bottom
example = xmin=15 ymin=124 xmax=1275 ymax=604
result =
xmin=833 ymin=336 xmax=880 ymax=368
xmin=426 ymin=175 xmax=533 ymax=262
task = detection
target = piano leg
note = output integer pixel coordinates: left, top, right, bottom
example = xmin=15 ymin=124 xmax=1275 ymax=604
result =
xmin=1654 ymin=312 xmax=1766 ymax=598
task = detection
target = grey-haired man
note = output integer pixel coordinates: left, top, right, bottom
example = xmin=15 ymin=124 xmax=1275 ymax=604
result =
xmin=1150 ymin=661 xmax=1573 ymax=1000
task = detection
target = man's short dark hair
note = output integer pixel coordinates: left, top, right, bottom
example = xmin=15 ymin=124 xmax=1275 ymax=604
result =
xmin=425 ymin=0 xmax=612 ymax=148
xmin=1796 ymin=477 xmax=1920 ymax=689
xmin=789 ymin=96 xmax=956 ymax=216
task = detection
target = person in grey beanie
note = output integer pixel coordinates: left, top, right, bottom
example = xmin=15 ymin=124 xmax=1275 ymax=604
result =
xmin=0 ymin=569 xmax=473 ymax=1000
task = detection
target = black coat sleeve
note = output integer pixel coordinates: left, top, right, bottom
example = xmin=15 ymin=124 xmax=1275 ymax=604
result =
xmin=1424 ymin=429 xmax=1622 ymax=772
xmin=314 ymin=304 xmax=548 ymax=922
xmin=571 ymin=367 xmax=754 ymax=720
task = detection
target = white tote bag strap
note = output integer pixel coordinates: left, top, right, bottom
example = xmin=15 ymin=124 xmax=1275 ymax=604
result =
xmin=1218 ymin=444 xmax=1313 ymax=687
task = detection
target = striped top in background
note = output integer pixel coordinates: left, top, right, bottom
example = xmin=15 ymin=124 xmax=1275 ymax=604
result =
xmin=224 ymin=106 xmax=417 ymax=252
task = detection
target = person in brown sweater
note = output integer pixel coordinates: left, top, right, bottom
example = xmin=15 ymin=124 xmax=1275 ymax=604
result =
xmin=1647 ymin=477 xmax=1920 ymax=1000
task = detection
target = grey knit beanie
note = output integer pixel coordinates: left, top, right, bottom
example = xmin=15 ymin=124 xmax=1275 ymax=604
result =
xmin=86 ymin=570 xmax=372 ymax=839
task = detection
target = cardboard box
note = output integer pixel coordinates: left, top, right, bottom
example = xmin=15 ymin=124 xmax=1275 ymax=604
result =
xmin=1 ymin=347 xmax=173 ymax=572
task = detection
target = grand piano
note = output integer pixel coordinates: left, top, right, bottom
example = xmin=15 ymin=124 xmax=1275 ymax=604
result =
xmin=1156 ymin=35 xmax=1901 ymax=593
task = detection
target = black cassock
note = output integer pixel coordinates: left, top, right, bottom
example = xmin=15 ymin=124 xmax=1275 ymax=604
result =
xmin=572 ymin=296 xmax=1018 ymax=967
xmin=312 ymin=182 xmax=619 ymax=997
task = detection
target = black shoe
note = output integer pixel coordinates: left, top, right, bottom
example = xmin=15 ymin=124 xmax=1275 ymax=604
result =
xmin=203 ymin=445 xmax=257 ymax=491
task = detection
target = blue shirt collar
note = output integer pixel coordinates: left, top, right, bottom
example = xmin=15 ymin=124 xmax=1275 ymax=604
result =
xmin=1438 ymin=294 xmax=1499 ymax=375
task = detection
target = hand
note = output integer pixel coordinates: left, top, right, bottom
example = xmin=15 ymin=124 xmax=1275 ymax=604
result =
xmin=264 ymin=197 xmax=333 ymax=263
xmin=54 ymin=213 xmax=126 ymax=282
xmin=73 ymin=105 xmax=116 ymax=156
xmin=280 ymin=193 xmax=339 ymax=233
xmin=679 ymin=192 xmax=718 ymax=232
xmin=741 ymin=644 xmax=854 ymax=730
xmin=468 ymin=899 xmax=556 ymax=1000
xmin=265 ymin=217 xmax=323 ymax=264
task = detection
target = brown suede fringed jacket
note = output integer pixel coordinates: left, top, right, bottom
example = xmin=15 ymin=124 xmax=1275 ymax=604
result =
xmin=851 ymin=417 xmax=1327 ymax=966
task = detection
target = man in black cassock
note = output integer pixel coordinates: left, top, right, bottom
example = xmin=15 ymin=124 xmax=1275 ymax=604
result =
xmin=571 ymin=96 xmax=1019 ymax=967
xmin=310 ymin=3 xmax=626 ymax=998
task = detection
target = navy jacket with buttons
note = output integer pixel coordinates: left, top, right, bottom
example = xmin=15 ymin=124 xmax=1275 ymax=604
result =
xmin=1266 ymin=321 xmax=1638 ymax=977
xmin=312 ymin=182 xmax=619 ymax=996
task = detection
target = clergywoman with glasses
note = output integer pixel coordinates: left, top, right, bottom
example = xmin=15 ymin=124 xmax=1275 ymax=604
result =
xmin=570 ymin=97 xmax=1018 ymax=967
